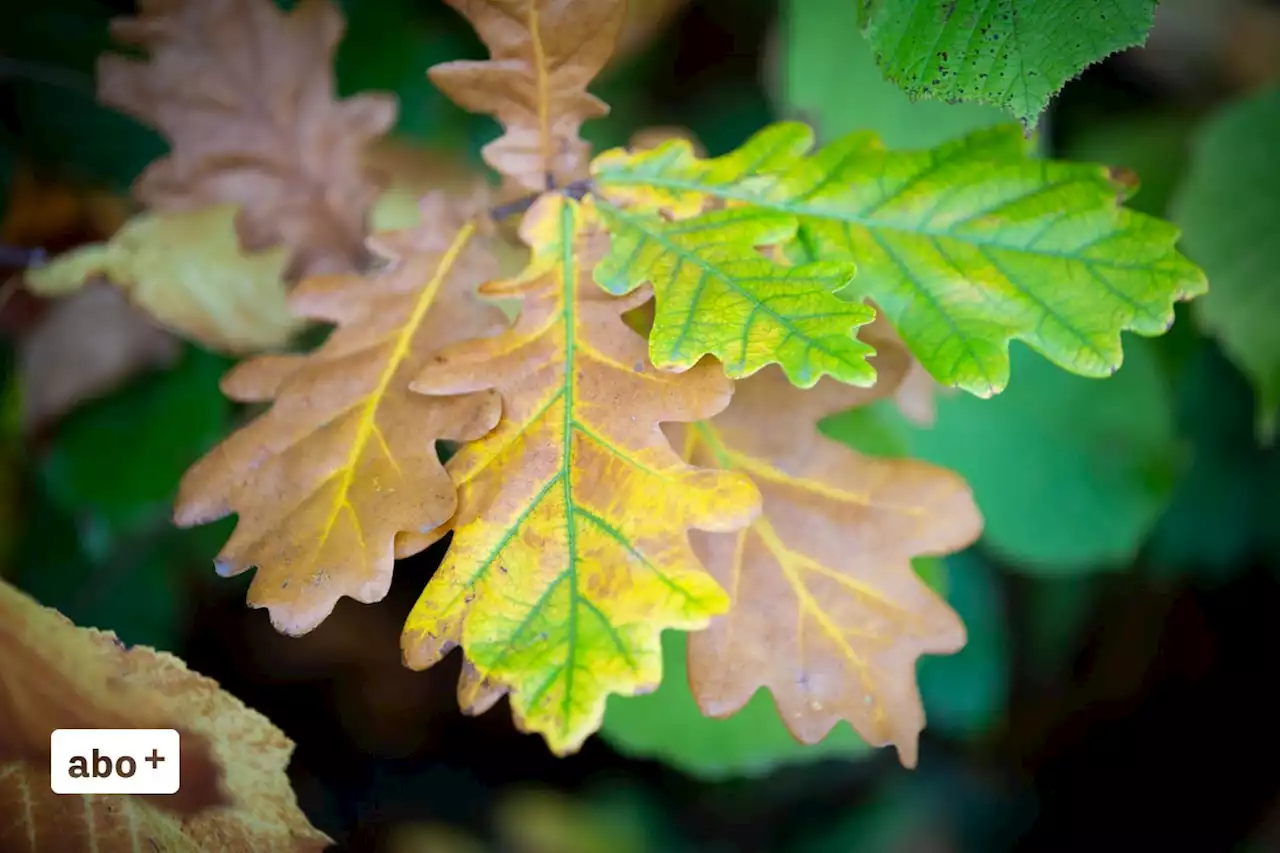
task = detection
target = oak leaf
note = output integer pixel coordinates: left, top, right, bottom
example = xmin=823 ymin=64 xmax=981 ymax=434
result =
xmin=429 ymin=0 xmax=625 ymax=192
xmin=174 ymin=195 xmax=505 ymax=636
xmin=401 ymin=195 xmax=760 ymax=754
xmin=593 ymin=122 xmax=1206 ymax=397
xmin=676 ymin=326 xmax=982 ymax=766
xmin=25 ymin=205 xmax=300 ymax=354
xmin=0 ymin=580 xmax=329 ymax=851
xmin=595 ymin=202 xmax=876 ymax=387
xmin=99 ymin=0 xmax=396 ymax=278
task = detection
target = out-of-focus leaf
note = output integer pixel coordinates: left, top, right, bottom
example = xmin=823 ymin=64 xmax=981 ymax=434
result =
xmin=26 ymin=205 xmax=301 ymax=353
xmin=13 ymin=487 xmax=183 ymax=651
xmin=40 ymin=345 xmax=231 ymax=536
xmin=861 ymin=0 xmax=1158 ymax=126
xmin=0 ymin=579 xmax=332 ymax=851
xmin=100 ymin=0 xmax=397 ymax=279
xmin=917 ymin=552 xmax=1009 ymax=738
xmin=1146 ymin=340 xmax=1278 ymax=583
xmin=334 ymin=0 xmax=476 ymax=145
xmin=1020 ymin=573 xmax=1101 ymax=683
xmin=601 ymin=630 xmax=870 ymax=779
xmin=1173 ymin=87 xmax=1280 ymax=436
xmin=18 ymin=283 xmax=180 ymax=433
xmin=1059 ymin=111 xmax=1198 ymax=218
xmin=903 ymin=339 xmax=1184 ymax=573
xmin=781 ymin=0 xmax=1008 ymax=148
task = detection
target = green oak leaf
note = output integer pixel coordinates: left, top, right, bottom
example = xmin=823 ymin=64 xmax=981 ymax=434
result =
xmin=1172 ymin=87 xmax=1280 ymax=438
xmin=594 ymin=202 xmax=876 ymax=387
xmin=593 ymin=122 xmax=1206 ymax=397
xmin=860 ymin=0 xmax=1158 ymax=126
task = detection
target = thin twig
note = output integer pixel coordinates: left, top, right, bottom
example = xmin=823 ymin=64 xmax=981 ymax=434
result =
xmin=488 ymin=178 xmax=594 ymax=222
xmin=0 ymin=244 xmax=46 ymax=269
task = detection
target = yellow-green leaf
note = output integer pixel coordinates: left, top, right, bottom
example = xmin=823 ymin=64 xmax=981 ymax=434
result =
xmin=400 ymin=195 xmax=760 ymax=755
xmin=593 ymin=201 xmax=876 ymax=387
xmin=592 ymin=122 xmax=1207 ymax=397
xmin=25 ymin=205 xmax=300 ymax=354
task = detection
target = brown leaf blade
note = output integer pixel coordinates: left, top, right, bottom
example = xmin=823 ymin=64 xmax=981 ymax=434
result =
xmin=0 ymin=580 xmax=330 ymax=852
xmin=99 ymin=0 xmax=396 ymax=278
xmin=430 ymin=0 xmax=625 ymax=191
xmin=679 ymin=337 xmax=983 ymax=767
xmin=174 ymin=196 xmax=505 ymax=636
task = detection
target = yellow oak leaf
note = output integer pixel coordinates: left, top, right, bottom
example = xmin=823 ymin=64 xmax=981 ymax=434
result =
xmin=401 ymin=195 xmax=761 ymax=754
xmin=0 ymin=579 xmax=329 ymax=852
xmin=25 ymin=205 xmax=300 ymax=354
xmin=99 ymin=0 xmax=396 ymax=278
xmin=174 ymin=195 xmax=505 ymax=636
xmin=429 ymin=0 xmax=625 ymax=192
xmin=677 ymin=331 xmax=983 ymax=767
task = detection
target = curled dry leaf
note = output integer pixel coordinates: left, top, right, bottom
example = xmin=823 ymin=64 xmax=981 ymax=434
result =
xmin=174 ymin=195 xmax=505 ymax=636
xmin=0 ymin=579 xmax=330 ymax=851
xmin=99 ymin=0 xmax=396 ymax=279
xmin=429 ymin=0 xmax=625 ymax=192
xmin=674 ymin=320 xmax=983 ymax=767
xmin=25 ymin=205 xmax=300 ymax=354
xmin=401 ymin=195 xmax=760 ymax=754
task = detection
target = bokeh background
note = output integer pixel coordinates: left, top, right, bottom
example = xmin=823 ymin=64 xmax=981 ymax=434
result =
xmin=3 ymin=0 xmax=1280 ymax=850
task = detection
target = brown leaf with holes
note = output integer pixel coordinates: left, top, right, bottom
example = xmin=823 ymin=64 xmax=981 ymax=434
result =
xmin=99 ymin=0 xmax=396 ymax=279
xmin=0 ymin=579 xmax=330 ymax=852
xmin=675 ymin=321 xmax=983 ymax=767
xmin=173 ymin=194 xmax=505 ymax=636
xmin=429 ymin=0 xmax=625 ymax=192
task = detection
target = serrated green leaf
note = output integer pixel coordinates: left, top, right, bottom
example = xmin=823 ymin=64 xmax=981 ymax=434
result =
xmin=594 ymin=202 xmax=876 ymax=387
xmin=781 ymin=0 xmax=1011 ymax=149
xmin=861 ymin=0 xmax=1158 ymax=126
xmin=1172 ymin=87 xmax=1280 ymax=437
xmin=593 ymin=122 xmax=1206 ymax=397
xmin=600 ymin=630 xmax=870 ymax=780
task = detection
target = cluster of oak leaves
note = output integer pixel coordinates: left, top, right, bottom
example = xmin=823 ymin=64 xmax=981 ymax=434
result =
xmin=1 ymin=0 xmax=1209 ymax=847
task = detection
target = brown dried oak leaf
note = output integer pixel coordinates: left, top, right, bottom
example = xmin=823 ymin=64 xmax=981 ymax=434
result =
xmin=174 ymin=195 xmax=505 ymax=636
xmin=676 ymin=330 xmax=983 ymax=767
xmin=0 ymin=579 xmax=330 ymax=852
xmin=430 ymin=0 xmax=624 ymax=192
xmin=99 ymin=0 xmax=396 ymax=279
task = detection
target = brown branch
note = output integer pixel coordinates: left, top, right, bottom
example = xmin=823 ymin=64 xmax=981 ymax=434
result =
xmin=488 ymin=179 xmax=594 ymax=222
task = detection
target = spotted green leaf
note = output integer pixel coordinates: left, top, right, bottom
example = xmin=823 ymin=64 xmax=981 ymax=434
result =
xmin=860 ymin=0 xmax=1158 ymax=126
xmin=592 ymin=122 xmax=1206 ymax=397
